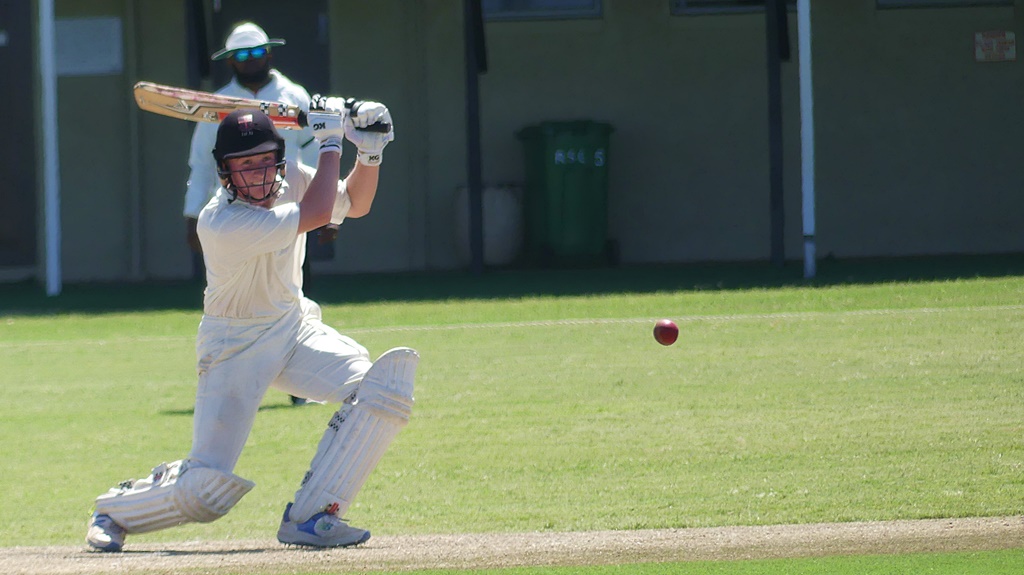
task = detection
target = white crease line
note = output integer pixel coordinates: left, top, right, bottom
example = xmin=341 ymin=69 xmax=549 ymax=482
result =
xmin=345 ymin=304 xmax=1024 ymax=333
xmin=4 ymin=304 xmax=1022 ymax=348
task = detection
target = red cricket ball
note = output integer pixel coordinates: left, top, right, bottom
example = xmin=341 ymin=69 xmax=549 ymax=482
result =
xmin=653 ymin=319 xmax=678 ymax=346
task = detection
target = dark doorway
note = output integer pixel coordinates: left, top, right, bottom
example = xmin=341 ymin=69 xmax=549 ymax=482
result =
xmin=0 ymin=0 xmax=37 ymax=268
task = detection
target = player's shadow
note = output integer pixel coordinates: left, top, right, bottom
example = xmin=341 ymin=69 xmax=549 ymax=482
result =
xmin=161 ymin=402 xmax=317 ymax=416
xmin=83 ymin=547 xmax=275 ymax=557
xmin=81 ymin=543 xmax=365 ymax=556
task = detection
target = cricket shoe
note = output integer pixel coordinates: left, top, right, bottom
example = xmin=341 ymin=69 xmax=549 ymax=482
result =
xmin=86 ymin=513 xmax=126 ymax=552
xmin=276 ymin=502 xmax=370 ymax=548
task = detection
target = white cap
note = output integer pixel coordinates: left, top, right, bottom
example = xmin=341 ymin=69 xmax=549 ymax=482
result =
xmin=211 ymin=22 xmax=285 ymax=61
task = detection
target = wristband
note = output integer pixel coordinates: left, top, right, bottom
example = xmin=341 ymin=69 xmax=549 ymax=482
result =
xmin=357 ymin=150 xmax=382 ymax=166
xmin=319 ymin=136 xmax=343 ymax=155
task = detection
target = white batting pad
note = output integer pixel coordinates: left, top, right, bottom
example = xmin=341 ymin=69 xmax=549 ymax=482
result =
xmin=94 ymin=459 xmax=254 ymax=533
xmin=288 ymin=347 xmax=417 ymax=522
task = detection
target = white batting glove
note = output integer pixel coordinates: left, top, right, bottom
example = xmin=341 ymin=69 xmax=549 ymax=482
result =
xmin=345 ymin=101 xmax=394 ymax=166
xmin=307 ymin=111 xmax=346 ymax=156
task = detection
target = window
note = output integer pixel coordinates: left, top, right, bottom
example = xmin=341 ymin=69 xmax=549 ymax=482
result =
xmin=671 ymin=0 xmax=796 ymax=15
xmin=878 ymin=0 xmax=1012 ymax=6
xmin=482 ymin=0 xmax=602 ymax=21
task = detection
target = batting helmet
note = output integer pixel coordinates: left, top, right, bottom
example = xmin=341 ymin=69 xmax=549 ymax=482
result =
xmin=213 ymin=109 xmax=286 ymax=203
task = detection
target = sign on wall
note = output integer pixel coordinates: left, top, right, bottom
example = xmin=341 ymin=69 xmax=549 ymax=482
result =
xmin=55 ymin=17 xmax=123 ymax=76
xmin=974 ymin=31 xmax=1016 ymax=62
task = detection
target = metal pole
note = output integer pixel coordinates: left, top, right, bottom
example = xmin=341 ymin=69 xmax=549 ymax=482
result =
xmin=39 ymin=0 xmax=61 ymax=295
xmin=798 ymin=0 xmax=816 ymax=279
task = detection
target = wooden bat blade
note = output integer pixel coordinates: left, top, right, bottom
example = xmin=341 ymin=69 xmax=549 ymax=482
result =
xmin=133 ymin=81 xmax=307 ymax=130
xmin=133 ymin=81 xmax=392 ymax=133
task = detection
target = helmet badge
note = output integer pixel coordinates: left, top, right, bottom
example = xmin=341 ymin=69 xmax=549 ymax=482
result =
xmin=237 ymin=114 xmax=255 ymax=136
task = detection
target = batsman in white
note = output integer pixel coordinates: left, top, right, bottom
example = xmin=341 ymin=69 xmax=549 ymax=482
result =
xmin=86 ymin=99 xmax=416 ymax=552
xmin=185 ymin=21 xmax=323 ymax=406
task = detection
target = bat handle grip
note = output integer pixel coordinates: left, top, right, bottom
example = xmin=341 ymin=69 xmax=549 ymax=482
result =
xmin=358 ymin=122 xmax=392 ymax=133
xmin=298 ymin=110 xmax=392 ymax=133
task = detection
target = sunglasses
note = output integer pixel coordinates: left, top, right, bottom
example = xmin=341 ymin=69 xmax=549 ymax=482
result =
xmin=232 ymin=47 xmax=268 ymax=62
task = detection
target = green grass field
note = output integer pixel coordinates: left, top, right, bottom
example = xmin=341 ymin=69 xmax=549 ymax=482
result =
xmin=1 ymin=256 xmax=1022 ymax=574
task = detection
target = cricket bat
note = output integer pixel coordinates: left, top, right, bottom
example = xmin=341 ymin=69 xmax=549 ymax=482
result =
xmin=132 ymin=81 xmax=390 ymax=132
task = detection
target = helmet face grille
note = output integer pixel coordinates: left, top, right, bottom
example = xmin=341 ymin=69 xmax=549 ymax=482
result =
xmin=218 ymin=160 xmax=286 ymax=204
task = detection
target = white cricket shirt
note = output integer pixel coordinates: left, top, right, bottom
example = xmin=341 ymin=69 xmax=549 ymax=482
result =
xmin=197 ymin=161 xmax=351 ymax=319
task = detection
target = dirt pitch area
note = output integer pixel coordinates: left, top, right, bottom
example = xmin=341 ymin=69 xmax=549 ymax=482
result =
xmin=2 ymin=517 xmax=1021 ymax=575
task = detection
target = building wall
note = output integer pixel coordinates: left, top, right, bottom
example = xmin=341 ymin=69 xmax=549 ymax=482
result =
xmin=325 ymin=0 xmax=433 ymax=273
xmin=39 ymin=1 xmax=1024 ymax=283
xmin=54 ymin=0 xmax=134 ymax=281
xmin=814 ymin=2 xmax=1023 ymax=258
xmin=50 ymin=0 xmax=192 ymax=282
xmin=476 ymin=1 xmax=805 ymax=265
xmin=327 ymin=0 xmax=803 ymax=271
xmin=134 ymin=0 xmax=193 ymax=279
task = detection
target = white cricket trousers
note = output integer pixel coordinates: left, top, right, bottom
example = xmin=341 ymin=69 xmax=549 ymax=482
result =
xmin=188 ymin=298 xmax=372 ymax=473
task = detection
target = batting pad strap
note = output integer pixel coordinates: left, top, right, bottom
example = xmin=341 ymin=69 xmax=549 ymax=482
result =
xmin=289 ymin=347 xmax=417 ymax=523
xmin=94 ymin=460 xmax=254 ymax=534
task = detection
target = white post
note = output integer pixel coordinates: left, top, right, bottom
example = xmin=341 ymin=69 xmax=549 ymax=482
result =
xmin=39 ymin=0 xmax=61 ymax=295
xmin=798 ymin=0 xmax=815 ymax=279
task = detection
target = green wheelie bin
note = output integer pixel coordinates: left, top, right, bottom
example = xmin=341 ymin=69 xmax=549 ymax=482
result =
xmin=517 ymin=120 xmax=613 ymax=265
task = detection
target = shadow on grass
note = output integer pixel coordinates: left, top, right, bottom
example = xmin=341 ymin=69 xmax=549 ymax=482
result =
xmin=4 ymin=253 xmax=1024 ymax=316
xmin=160 ymin=401 xmax=321 ymax=416
xmin=83 ymin=547 xmax=280 ymax=556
